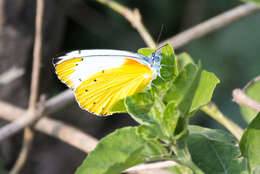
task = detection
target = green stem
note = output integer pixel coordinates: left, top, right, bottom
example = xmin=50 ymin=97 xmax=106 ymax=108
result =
xmin=201 ymin=103 xmax=244 ymax=140
xmin=171 ymin=145 xmax=204 ymax=174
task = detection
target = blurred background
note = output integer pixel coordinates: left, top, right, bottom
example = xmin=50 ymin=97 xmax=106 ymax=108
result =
xmin=0 ymin=0 xmax=259 ymax=173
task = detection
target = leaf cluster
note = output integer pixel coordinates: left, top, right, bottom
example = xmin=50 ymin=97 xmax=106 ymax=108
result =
xmin=76 ymin=44 xmax=260 ymax=174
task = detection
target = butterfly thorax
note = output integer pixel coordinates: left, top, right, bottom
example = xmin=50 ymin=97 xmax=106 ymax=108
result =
xmin=141 ymin=52 xmax=162 ymax=79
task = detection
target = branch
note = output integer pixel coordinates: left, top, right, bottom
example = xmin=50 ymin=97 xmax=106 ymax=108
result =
xmin=159 ymin=3 xmax=260 ymax=49
xmin=232 ymin=76 xmax=260 ymax=112
xmin=96 ymin=0 xmax=156 ymax=49
xmin=233 ymin=89 xmax=260 ymax=112
xmin=0 ymin=100 xmax=98 ymax=152
xmin=11 ymin=1 xmax=44 ymax=173
xmin=0 ymin=66 xmax=24 ymax=85
xmin=28 ymin=0 xmax=44 ymax=110
xmin=201 ymin=103 xmax=244 ymax=140
xmin=243 ymin=75 xmax=260 ymax=91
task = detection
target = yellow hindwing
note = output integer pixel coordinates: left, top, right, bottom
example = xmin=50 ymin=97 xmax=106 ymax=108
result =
xmin=75 ymin=59 xmax=153 ymax=116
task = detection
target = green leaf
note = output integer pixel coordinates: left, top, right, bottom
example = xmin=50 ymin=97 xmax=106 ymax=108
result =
xmin=109 ymin=99 xmax=126 ymax=113
xmin=125 ymin=94 xmax=157 ymax=125
xmin=240 ymin=112 xmax=260 ymax=173
xmin=240 ymin=81 xmax=260 ymax=123
xmin=162 ymin=102 xmax=180 ymax=137
xmin=188 ymin=126 xmax=247 ymax=174
xmin=149 ymin=94 xmax=165 ymax=122
xmin=190 ymin=70 xmax=220 ymax=112
xmin=164 ymin=63 xmax=219 ymax=116
xmin=160 ymin=43 xmax=178 ymax=81
xmin=168 ymin=165 xmax=193 ymax=174
xmin=242 ymin=0 xmax=260 ymax=5
xmin=137 ymin=48 xmax=155 ymax=56
xmin=137 ymin=124 xmax=161 ymax=140
xmin=76 ymin=127 xmax=168 ymax=174
xmin=177 ymin=52 xmax=195 ymax=72
xmin=164 ymin=63 xmax=198 ymax=105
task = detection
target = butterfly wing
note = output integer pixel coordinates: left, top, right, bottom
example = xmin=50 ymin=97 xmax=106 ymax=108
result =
xmin=54 ymin=50 xmax=154 ymax=116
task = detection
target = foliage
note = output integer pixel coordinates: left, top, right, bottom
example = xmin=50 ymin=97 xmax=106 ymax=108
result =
xmin=240 ymin=113 xmax=260 ymax=174
xmin=75 ymin=44 xmax=237 ymax=174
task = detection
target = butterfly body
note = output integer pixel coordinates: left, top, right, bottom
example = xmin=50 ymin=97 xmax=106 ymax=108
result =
xmin=54 ymin=49 xmax=162 ymax=116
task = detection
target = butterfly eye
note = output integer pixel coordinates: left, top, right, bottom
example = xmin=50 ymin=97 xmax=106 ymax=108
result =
xmin=151 ymin=53 xmax=156 ymax=59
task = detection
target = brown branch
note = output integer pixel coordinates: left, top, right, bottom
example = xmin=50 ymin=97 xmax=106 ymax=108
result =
xmin=243 ymin=75 xmax=260 ymax=91
xmin=0 ymin=100 xmax=98 ymax=152
xmin=232 ymin=76 xmax=260 ymax=112
xmin=96 ymin=0 xmax=156 ymax=49
xmin=232 ymin=89 xmax=260 ymax=112
xmin=28 ymin=0 xmax=44 ymax=110
xmin=0 ymin=90 xmax=74 ymax=140
xmin=159 ymin=3 xmax=260 ymax=49
xmin=10 ymin=0 xmax=44 ymax=173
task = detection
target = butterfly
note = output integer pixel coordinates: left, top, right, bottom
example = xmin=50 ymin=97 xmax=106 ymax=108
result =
xmin=53 ymin=48 xmax=164 ymax=116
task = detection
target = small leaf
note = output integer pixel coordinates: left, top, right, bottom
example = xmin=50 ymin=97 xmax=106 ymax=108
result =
xmin=164 ymin=63 xmax=219 ymax=116
xmin=125 ymin=94 xmax=156 ymax=125
xmin=162 ymin=102 xmax=180 ymax=137
xmin=240 ymin=112 xmax=260 ymax=173
xmin=109 ymin=99 xmax=126 ymax=113
xmin=76 ymin=127 xmax=168 ymax=174
xmin=149 ymin=94 xmax=165 ymax=122
xmin=177 ymin=52 xmax=195 ymax=72
xmin=240 ymin=81 xmax=260 ymax=123
xmin=137 ymin=125 xmax=161 ymax=140
xmin=163 ymin=63 xmax=198 ymax=105
xmin=188 ymin=126 xmax=247 ymax=174
xmin=138 ymin=48 xmax=155 ymax=56
xmin=160 ymin=43 xmax=178 ymax=81
xmin=190 ymin=70 xmax=220 ymax=112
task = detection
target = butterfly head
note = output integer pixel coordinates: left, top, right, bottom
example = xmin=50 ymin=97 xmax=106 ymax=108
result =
xmin=149 ymin=51 xmax=162 ymax=77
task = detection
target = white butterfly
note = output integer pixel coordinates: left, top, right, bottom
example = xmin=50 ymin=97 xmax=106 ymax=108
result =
xmin=54 ymin=49 xmax=163 ymax=116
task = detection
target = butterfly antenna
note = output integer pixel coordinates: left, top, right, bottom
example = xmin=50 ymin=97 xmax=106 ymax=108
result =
xmin=156 ymin=24 xmax=165 ymax=45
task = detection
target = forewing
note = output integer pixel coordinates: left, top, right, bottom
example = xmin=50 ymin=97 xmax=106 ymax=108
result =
xmin=53 ymin=49 xmax=142 ymax=89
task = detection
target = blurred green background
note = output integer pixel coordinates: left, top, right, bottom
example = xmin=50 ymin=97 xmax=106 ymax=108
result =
xmin=61 ymin=0 xmax=260 ymax=130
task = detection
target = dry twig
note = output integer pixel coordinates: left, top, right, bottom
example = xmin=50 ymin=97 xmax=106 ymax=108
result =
xmin=160 ymin=3 xmax=260 ymax=49
xmin=0 ymin=100 xmax=98 ymax=152
xmin=96 ymin=0 xmax=156 ymax=49
xmin=10 ymin=0 xmax=45 ymax=173
xmin=232 ymin=76 xmax=260 ymax=112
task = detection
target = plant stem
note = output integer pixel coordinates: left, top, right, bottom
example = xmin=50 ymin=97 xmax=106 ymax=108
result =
xmin=171 ymin=145 xmax=204 ymax=174
xmin=201 ymin=103 xmax=244 ymax=140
